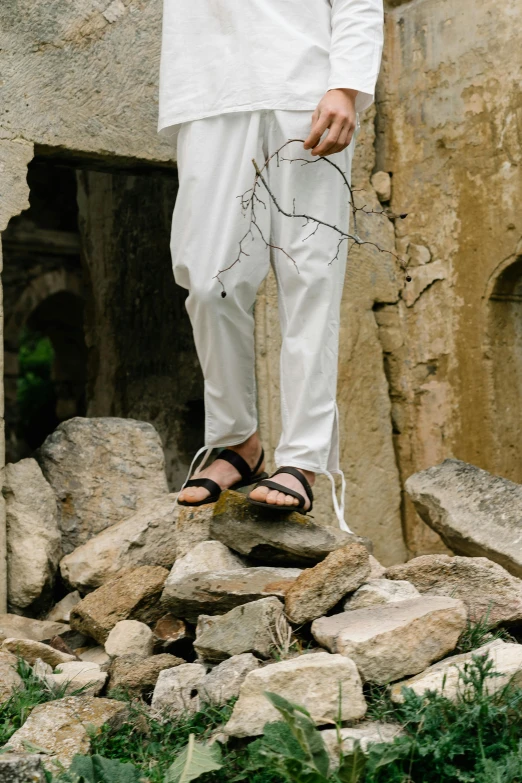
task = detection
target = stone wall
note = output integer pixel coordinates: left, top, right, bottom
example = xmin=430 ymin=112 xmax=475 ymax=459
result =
xmin=378 ymin=0 xmax=522 ymax=554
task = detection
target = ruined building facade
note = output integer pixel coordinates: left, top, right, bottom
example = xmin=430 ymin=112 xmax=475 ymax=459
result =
xmin=0 ymin=0 xmax=521 ymax=607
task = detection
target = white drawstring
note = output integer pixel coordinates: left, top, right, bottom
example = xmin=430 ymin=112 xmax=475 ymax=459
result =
xmin=324 ymin=467 xmax=352 ymax=533
xmin=174 ymin=444 xmax=213 ymax=507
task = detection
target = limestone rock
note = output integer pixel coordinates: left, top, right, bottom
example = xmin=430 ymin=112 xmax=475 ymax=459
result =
xmin=0 ymin=755 xmax=45 ymax=783
xmin=0 ymin=615 xmax=69 ymax=643
xmin=402 ymin=260 xmax=445 ymax=307
xmin=387 ymin=553 xmax=522 ymax=626
xmin=70 ymin=566 xmax=168 ymax=644
xmin=153 ymin=614 xmax=191 ymax=655
xmin=2 ymin=638 xmax=76 ymax=668
xmin=370 ymin=171 xmax=392 ymax=202
xmin=312 ymin=596 xmax=467 ymax=684
xmin=108 ymin=653 xmax=185 ymax=698
xmin=60 ymin=496 xmax=179 ymax=591
xmin=369 ymin=555 xmax=386 ymax=579
xmin=0 ymin=651 xmax=22 ymax=705
xmin=344 ymin=579 xmax=420 ymax=610
xmin=5 ymin=696 xmax=128 ymax=772
xmin=46 ymin=661 xmax=107 ymax=696
xmin=210 ymin=490 xmax=368 ymax=566
xmin=46 ymin=591 xmax=81 ymax=623
xmin=200 ymin=654 xmax=260 ymax=706
xmin=105 ymin=620 xmax=154 ymax=658
xmin=390 ymin=640 xmax=522 ymax=703
xmin=284 ymin=543 xmax=371 ymax=624
xmin=408 ymin=243 xmax=432 ymax=266
xmin=4 ymin=458 xmax=61 ymax=612
xmin=33 ymin=658 xmax=53 ymax=680
xmin=225 ymin=652 xmax=367 ymax=737
xmin=78 ymin=647 xmax=111 ymax=669
xmin=37 ymin=417 xmax=169 ymax=553
xmin=151 ymin=663 xmax=207 ymax=718
xmin=175 ymin=504 xmax=214 ymax=559
xmin=321 ymin=722 xmax=403 ymax=768
xmin=167 ymin=541 xmax=245 ymax=583
xmin=405 ymin=459 xmax=522 ymax=577
xmin=161 ymin=567 xmax=301 ymax=624
xmin=194 ymin=597 xmax=287 ymax=661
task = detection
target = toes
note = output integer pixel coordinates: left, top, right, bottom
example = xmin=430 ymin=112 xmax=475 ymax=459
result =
xmin=284 ymin=494 xmax=295 ymax=507
xmin=250 ymin=486 xmax=269 ymax=501
xmin=266 ymin=489 xmax=280 ymax=505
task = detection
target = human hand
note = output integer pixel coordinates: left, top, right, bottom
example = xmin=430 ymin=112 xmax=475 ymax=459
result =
xmin=304 ymin=88 xmax=358 ymax=157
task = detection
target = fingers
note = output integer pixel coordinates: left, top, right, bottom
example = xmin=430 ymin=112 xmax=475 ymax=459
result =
xmin=304 ymin=109 xmax=332 ymax=151
xmin=312 ymin=118 xmax=346 ymax=156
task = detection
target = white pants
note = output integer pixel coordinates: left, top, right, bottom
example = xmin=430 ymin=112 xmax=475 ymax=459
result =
xmin=171 ymin=110 xmax=355 ymax=529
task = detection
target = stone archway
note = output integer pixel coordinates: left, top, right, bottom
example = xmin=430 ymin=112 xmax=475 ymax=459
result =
xmin=486 ymin=253 xmax=522 ymax=482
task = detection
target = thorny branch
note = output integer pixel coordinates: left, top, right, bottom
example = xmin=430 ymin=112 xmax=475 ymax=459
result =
xmin=214 ymin=139 xmax=409 ymax=297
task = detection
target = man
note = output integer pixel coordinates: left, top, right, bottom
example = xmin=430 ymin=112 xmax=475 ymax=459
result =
xmin=159 ymin=0 xmax=383 ymax=529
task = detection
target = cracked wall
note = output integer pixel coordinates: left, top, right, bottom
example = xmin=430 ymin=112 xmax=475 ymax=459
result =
xmin=378 ymin=0 xmax=522 ymax=555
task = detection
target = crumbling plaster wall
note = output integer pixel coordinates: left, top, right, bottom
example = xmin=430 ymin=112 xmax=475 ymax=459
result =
xmin=378 ymin=0 xmax=522 ymax=555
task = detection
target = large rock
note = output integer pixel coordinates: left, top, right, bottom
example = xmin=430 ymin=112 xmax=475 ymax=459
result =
xmin=2 ymin=638 xmax=76 ymax=668
xmin=225 ymin=652 xmax=367 ymax=737
xmin=284 ymin=543 xmax=371 ymax=624
xmin=60 ymin=495 xmax=180 ymax=591
xmin=70 ymin=566 xmax=168 ymax=644
xmin=167 ymin=541 xmax=245 ymax=582
xmin=386 ymin=554 xmax=522 ymax=626
xmin=161 ymin=567 xmax=301 ymax=624
xmin=108 ymin=653 xmax=185 ymax=698
xmin=4 ymin=459 xmax=61 ymax=612
xmin=37 ymin=417 xmax=169 ymax=554
xmin=390 ymin=639 xmax=522 ymax=703
xmin=405 ymin=459 xmax=522 ymax=578
xmin=0 ymin=651 xmax=22 ymax=705
xmin=194 ymin=597 xmax=287 ymax=661
xmin=312 ymin=596 xmax=467 ymax=684
xmin=175 ymin=505 xmax=214 ymax=559
xmin=46 ymin=591 xmax=81 ymax=623
xmin=5 ymin=696 xmax=127 ymax=772
xmin=0 ymin=755 xmax=45 ymax=783
xmin=0 ymin=615 xmax=69 ymax=643
xmin=210 ymin=490 xmax=368 ymax=566
xmin=344 ymin=579 xmax=420 ymax=611
xmin=45 ymin=661 xmax=107 ymax=696
xmin=105 ymin=620 xmax=154 ymax=658
xmin=200 ymin=654 xmax=260 ymax=706
xmin=321 ymin=722 xmax=403 ymax=768
xmin=151 ymin=663 xmax=207 ymax=718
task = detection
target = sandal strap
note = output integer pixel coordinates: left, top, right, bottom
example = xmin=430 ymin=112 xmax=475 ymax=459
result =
xmin=255 ymin=478 xmax=307 ymax=508
xmin=182 ymin=477 xmax=221 ymax=497
xmin=219 ymin=448 xmax=265 ymax=482
xmin=272 ymin=466 xmax=314 ymax=505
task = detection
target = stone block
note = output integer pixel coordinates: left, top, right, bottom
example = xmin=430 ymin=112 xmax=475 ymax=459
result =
xmin=224 ymin=652 xmax=367 ymax=737
xmin=284 ymin=543 xmax=371 ymax=624
xmin=210 ymin=490 xmax=368 ymax=566
xmin=37 ymin=417 xmax=169 ymax=553
xmin=370 ymin=171 xmax=391 ymax=202
xmin=0 ymin=615 xmax=69 ymax=643
xmin=405 ymin=460 xmax=522 ymax=579
xmin=386 ymin=554 xmax=522 ymax=626
xmin=151 ymin=663 xmax=207 ymax=718
xmin=194 ymin=597 xmax=287 ymax=661
xmin=108 ymin=653 xmax=185 ymax=698
xmin=161 ymin=567 xmax=301 ymax=624
xmin=46 ymin=661 xmax=107 ymax=696
xmin=321 ymin=722 xmax=403 ymax=768
xmin=200 ymin=654 xmax=260 ymax=706
xmin=5 ymin=696 xmax=128 ymax=772
xmin=2 ymin=638 xmax=76 ymax=668
xmin=0 ymin=755 xmax=45 ymax=783
xmin=105 ymin=620 xmax=154 ymax=658
xmin=46 ymin=591 xmax=81 ymax=623
xmin=312 ymin=596 xmax=467 ymax=684
xmin=70 ymin=566 xmax=168 ymax=644
xmin=344 ymin=579 xmax=420 ymax=610
xmin=60 ymin=496 xmax=179 ymax=591
xmin=0 ymin=650 xmax=22 ymax=705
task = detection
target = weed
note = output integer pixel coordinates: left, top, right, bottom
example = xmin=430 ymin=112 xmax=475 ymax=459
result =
xmin=456 ymin=613 xmax=514 ymax=654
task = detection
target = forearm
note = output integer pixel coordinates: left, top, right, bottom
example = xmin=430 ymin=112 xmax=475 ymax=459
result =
xmin=328 ymin=0 xmax=384 ymax=112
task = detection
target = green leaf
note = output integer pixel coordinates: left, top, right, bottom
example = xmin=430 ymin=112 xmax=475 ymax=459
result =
xmin=337 ymin=741 xmax=367 ymax=783
xmin=164 ymin=734 xmax=223 ymax=783
xmin=67 ymin=754 xmax=141 ymax=783
xmin=264 ymin=692 xmax=330 ymax=777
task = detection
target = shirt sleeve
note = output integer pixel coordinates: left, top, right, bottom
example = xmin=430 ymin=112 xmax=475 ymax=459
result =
xmin=327 ymin=0 xmax=384 ymax=112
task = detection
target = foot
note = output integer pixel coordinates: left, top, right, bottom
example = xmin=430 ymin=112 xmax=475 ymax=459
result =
xmin=248 ymin=468 xmax=315 ymax=511
xmin=178 ymin=433 xmax=264 ymax=505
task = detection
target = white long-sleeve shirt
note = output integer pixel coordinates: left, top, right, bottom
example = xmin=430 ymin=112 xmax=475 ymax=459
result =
xmin=158 ymin=0 xmax=384 ymax=135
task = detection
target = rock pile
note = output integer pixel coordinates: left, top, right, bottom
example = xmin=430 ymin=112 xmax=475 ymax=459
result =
xmin=3 ymin=421 xmax=522 ymax=772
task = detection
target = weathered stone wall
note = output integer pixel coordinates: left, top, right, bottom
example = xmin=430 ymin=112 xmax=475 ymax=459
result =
xmin=378 ymin=0 xmax=522 ymax=554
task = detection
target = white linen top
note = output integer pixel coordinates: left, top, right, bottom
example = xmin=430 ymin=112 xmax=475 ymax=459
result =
xmin=158 ymin=0 xmax=384 ymax=135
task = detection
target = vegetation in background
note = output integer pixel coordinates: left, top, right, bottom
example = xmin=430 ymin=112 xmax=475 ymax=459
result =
xmin=16 ymin=327 xmax=57 ymax=447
